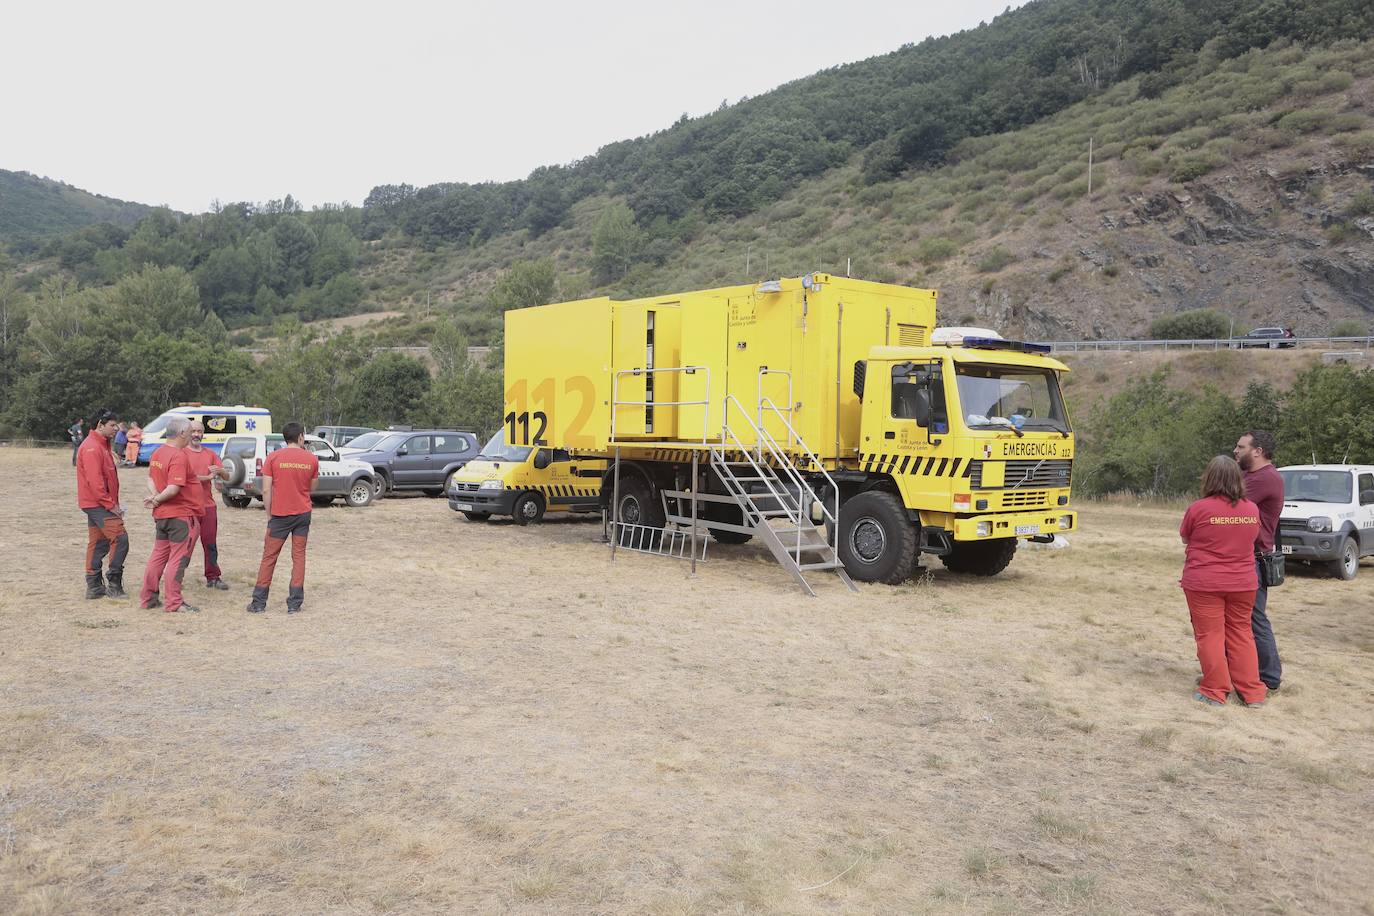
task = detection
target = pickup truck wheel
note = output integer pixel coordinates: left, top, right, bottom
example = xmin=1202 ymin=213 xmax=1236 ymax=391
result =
xmin=345 ymin=479 xmax=375 ymax=507
xmin=222 ymin=493 xmax=252 ymax=509
xmin=371 ymin=475 xmax=388 ymax=499
xmin=1329 ymin=536 xmax=1359 ymax=580
xmin=462 ymin=511 xmax=492 ymax=522
xmin=941 ymin=538 xmax=1018 ymax=576
xmin=837 ymin=491 xmax=917 ymax=583
xmin=513 ymin=491 xmax=545 ymax=525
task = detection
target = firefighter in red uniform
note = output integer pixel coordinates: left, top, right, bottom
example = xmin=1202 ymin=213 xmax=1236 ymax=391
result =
xmin=248 ymin=422 xmax=319 ymax=614
xmin=185 ymin=420 xmax=230 ymax=589
xmin=140 ymin=416 xmax=201 ymax=613
xmin=76 ymin=409 xmax=129 ymax=599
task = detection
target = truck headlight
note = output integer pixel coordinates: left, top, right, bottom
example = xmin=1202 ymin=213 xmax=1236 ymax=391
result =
xmin=1307 ymin=516 xmax=1332 ymax=532
xmin=479 ymin=479 xmax=503 ymax=491
xmin=1058 ymin=515 xmax=1072 ymax=530
xmin=976 ymin=521 xmax=991 ymax=537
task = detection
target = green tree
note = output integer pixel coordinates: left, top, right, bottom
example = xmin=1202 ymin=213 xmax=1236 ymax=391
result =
xmin=490 ymin=259 xmax=558 ymax=312
xmin=592 ymin=203 xmax=642 ymax=283
xmin=348 ymin=351 xmax=432 ymax=426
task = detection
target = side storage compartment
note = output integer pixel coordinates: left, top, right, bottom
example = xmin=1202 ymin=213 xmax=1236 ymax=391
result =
xmin=504 ymin=298 xmax=614 ymax=451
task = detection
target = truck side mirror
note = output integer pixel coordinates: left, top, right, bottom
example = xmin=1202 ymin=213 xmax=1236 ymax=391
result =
xmin=912 ymin=388 xmax=932 ymax=426
xmin=533 ymin=449 xmax=551 ymax=470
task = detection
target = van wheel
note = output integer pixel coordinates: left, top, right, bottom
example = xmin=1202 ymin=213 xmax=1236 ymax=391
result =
xmin=346 ymin=479 xmax=375 ymax=507
xmin=837 ymin=491 xmax=917 ymax=583
xmin=941 ymin=538 xmax=1018 ymax=576
xmin=513 ymin=492 xmax=545 ymax=525
xmin=1329 ymin=536 xmax=1359 ymax=580
xmin=463 ymin=511 xmax=492 ymax=522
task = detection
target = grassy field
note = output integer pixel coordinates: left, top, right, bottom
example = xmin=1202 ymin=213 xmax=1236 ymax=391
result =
xmin=1 ymin=448 xmax=1371 ymax=914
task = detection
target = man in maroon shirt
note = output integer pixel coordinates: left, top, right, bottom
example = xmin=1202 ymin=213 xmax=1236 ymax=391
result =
xmin=1235 ymin=429 xmax=1284 ymax=690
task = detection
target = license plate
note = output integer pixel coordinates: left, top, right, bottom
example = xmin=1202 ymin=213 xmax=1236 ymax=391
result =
xmin=1015 ymin=524 xmax=1039 ymax=536
xmin=229 ymin=488 xmax=245 ymax=496
xmin=454 ymin=503 xmax=474 ymax=512
xmin=1281 ymin=545 xmax=1293 ymax=554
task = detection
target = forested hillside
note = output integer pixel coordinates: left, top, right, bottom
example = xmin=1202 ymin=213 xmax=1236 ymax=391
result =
xmin=0 ymin=170 xmax=156 ymax=242
xmin=4 ymin=0 xmax=1374 ymax=450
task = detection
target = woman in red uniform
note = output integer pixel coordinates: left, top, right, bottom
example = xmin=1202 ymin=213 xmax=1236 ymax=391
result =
xmin=1179 ymin=456 xmax=1267 ymax=707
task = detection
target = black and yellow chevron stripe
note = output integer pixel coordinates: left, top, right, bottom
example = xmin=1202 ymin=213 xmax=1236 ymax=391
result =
xmin=858 ymin=454 xmax=975 ymax=478
xmin=505 ymin=484 xmax=601 ymax=498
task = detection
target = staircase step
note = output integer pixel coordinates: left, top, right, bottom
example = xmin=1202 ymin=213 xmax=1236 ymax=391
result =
xmin=798 ymin=560 xmax=845 ymax=571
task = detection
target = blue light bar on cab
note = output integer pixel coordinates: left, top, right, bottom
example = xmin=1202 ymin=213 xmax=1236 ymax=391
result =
xmin=961 ymin=336 xmax=1052 ymax=354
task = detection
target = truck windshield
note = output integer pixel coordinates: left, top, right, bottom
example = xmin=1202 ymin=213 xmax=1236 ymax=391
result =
xmin=1280 ymin=469 xmax=1352 ymax=503
xmin=477 ymin=430 xmax=533 ymax=463
xmin=955 ymin=365 xmax=1069 ymax=432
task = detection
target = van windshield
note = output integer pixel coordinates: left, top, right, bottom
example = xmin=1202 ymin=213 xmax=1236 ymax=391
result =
xmin=477 ymin=430 xmax=532 ymax=462
xmin=144 ymin=413 xmax=173 ymax=436
xmin=1280 ymin=469 xmax=1352 ymax=503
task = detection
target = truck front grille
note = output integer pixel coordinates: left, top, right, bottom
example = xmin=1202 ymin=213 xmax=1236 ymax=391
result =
xmin=999 ymin=490 xmax=1052 ymax=509
xmin=969 ymin=459 xmax=1073 ymax=490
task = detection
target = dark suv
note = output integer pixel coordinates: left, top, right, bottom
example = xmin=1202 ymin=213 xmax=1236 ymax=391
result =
xmin=338 ymin=428 xmax=480 ymax=496
xmin=1235 ymin=327 xmax=1297 ymax=348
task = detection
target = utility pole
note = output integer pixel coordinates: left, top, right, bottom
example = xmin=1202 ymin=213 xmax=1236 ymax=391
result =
xmin=1087 ymin=137 xmax=1094 ymax=196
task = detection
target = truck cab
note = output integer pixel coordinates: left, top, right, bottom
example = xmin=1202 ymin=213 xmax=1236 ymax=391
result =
xmin=842 ymin=338 xmax=1075 ymax=579
xmin=447 ymin=431 xmax=606 ymax=524
xmin=1276 ymin=464 xmax=1374 ymax=579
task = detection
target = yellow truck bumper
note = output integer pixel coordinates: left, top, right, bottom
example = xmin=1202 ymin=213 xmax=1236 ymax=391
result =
xmin=951 ymin=509 xmax=1077 ymax=541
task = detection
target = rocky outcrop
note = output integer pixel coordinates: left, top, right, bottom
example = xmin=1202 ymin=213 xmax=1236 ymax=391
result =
xmin=1299 ymin=255 xmax=1374 ymax=313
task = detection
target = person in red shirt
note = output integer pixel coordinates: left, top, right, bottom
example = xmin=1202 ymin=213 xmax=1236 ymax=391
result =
xmin=76 ymin=408 xmax=129 ymax=599
xmin=1180 ymin=455 xmax=1267 ymax=707
xmin=248 ymin=422 xmax=319 ymax=614
xmin=185 ymin=420 xmax=230 ymax=589
xmin=1234 ymin=429 xmax=1284 ymax=691
xmin=139 ymin=416 xmax=201 ymax=613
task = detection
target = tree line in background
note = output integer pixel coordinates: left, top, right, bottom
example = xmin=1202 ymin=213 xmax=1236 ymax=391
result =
xmin=1074 ymin=361 xmax=1374 ymax=496
xmin=0 ymin=263 xmax=503 ymax=441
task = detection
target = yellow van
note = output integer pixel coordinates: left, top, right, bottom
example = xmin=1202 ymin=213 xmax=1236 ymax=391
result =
xmin=138 ymin=404 xmax=272 ymax=463
xmin=447 ymin=431 xmax=606 ymax=523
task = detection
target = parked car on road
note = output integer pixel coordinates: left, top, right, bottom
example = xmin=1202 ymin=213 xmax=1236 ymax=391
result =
xmin=220 ymin=434 xmax=378 ymax=509
xmin=1276 ymin=464 xmax=1374 ymax=579
xmin=339 ymin=428 xmax=480 ymax=496
xmin=1234 ymin=327 xmax=1297 ymax=348
xmin=311 ymin=425 xmax=376 ymax=448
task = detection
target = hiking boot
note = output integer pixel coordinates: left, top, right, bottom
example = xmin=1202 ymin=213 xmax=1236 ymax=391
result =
xmin=1244 ymin=698 xmax=1267 ymax=708
xmin=179 ymin=603 xmax=201 ymax=613
xmin=104 ymin=573 xmax=128 ymax=600
xmin=286 ymin=604 xmax=302 ymax=614
xmin=246 ymin=600 xmax=267 ymax=614
xmin=1192 ymin=691 xmax=1225 ymax=707
xmin=206 ymin=579 xmax=230 ymax=590
xmin=85 ymin=575 xmax=107 ymax=599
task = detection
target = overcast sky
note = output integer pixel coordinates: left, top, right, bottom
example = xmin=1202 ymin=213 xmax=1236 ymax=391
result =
xmin=5 ymin=1 xmax=1025 ymax=213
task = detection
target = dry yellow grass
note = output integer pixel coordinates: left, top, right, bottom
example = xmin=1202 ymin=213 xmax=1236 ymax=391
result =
xmin=2 ymin=448 xmax=1372 ymax=914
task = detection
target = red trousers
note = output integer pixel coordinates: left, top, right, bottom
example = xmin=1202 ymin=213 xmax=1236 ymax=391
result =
xmin=1185 ymin=588 xmax=1266 ymax=704
xmin=198 ymin=504 xmax=222 ymax=582
xmin=140 ymin=516 xmax=200 ymax=612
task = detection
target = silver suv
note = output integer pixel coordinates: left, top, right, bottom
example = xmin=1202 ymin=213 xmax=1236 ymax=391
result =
xmin=220 ymin=434 xmax=378 ymax=509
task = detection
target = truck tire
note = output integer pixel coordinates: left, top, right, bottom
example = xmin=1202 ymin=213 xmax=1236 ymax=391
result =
xmin=706 ymin=504 xmax=752 ymax=543
xmin=345 ymin=478 xmax=375 ymax=508
xmin=712 ymin=530 xmax=754 ymax=545
xmin=612 ymin=476 xmax=665 ymax=548
xmin=372 ymin=473 xmax=388 ymax=499
xmin=1329 ymin=536 xmax=1359 ymax=580
xmin=513 ymin=491 xmax=546 ymax=525
xmin=941 ymin=538 xmax=1018 ymax=576
xmin=837 ymin=491 xmax=917 ymax=584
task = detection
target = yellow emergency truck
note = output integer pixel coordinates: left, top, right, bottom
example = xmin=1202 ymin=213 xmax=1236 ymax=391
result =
xmin=503 ymin=273 xmax=1075 ymax=592
xmin=446 ymin=430 xmax=606 ymax=523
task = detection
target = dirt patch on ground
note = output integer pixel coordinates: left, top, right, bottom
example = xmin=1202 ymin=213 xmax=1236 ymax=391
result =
xmin=2 ymin=449 xmax=1371 ymax=913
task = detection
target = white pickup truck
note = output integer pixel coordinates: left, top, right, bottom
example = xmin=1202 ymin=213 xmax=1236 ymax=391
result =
xmin=1276 ymin=464 xmax=1374 ymax=579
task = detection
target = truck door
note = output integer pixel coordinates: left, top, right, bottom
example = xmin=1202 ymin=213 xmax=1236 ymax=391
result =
xmin=725 ymin=293 xmax=791 ymax=444
xmin=1359 ymin=471 xmax=1374 ymax=550
xmin=866 ymin=359 xmax=959 ymax=510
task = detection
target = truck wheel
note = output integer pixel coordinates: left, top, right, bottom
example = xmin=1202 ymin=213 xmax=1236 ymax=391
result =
xmin=837 ymin=491 xmax=917 ymax=584
xmin=345 ymin=479 xmax=375 ymax=507
xmin=612 ymin=476 xmax=665 ymax=547
xmin=712 ymin=530 xmax=753 ymax=545
xmin=941 ymin=538 xmax=1018 ymax=576
xmin=1329 ymin=536 xmax=1359 ymax=580
xmin=513 ymin=492 xmax=545 ymax=525
xmin=462 ymin=511 xmax=492 ymax=522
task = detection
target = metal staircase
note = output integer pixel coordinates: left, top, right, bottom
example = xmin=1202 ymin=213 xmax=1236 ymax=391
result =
xmin=663 ymin=395 xmax=857 ymax=596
